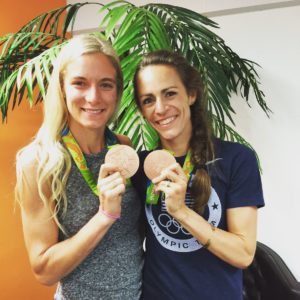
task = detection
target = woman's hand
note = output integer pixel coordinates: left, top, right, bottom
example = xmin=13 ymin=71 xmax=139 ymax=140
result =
xmin=97 ymin=163 xmax=126 ymax=217
xmin=152 ymin=163 xmax=188 ymax=216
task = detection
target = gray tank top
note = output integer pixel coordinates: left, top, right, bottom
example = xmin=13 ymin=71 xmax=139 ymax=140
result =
xmin=55 ymin=149 xmax=143 ymax=300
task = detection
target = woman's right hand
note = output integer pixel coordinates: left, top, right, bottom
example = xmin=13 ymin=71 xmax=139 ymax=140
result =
xmin=97 ymin=163 xmax=126 ymax=218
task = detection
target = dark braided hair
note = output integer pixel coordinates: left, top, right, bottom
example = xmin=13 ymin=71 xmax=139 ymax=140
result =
xmin=133 ymin=50 xmax=214 ymax=215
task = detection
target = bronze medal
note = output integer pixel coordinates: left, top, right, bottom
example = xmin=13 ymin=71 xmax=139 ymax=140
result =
xmin=144 ymin=150 xmax=176 ymax=180
xmin=105 ymin=145 xmax=139 ymax=178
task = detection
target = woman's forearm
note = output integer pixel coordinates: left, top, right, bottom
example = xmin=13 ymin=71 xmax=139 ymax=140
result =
xmin=31 ymin=212 xmax=115 ymax=285
xmin=172 ymin=206 xmax=257 ymax=269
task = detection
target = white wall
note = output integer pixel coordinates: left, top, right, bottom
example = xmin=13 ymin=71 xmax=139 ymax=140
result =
xmin=68 ymin=0 xmax=300 ymax=279
xmin=68 ymin=0 xmax=299 ymax=30
xmin=211 ymin=6 xmax=300 ymax=280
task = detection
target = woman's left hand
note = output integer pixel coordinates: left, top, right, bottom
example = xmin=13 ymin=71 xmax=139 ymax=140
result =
xmin=152 ymin=163 xmax=188 ymax=215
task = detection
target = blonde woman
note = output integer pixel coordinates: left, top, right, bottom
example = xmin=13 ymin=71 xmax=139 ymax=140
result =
xmin=15 ymin=34 xmax=143 ymax=300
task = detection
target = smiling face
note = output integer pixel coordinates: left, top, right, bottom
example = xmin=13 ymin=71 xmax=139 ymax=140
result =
xmin=63 ymin=52 xmax=118 ymax=134
xmin=136 ymin=65 xmax=196 ymax=147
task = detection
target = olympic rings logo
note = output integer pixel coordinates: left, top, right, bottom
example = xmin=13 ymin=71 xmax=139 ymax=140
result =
xmin=158 ymin=213 xmax=191 ymax=235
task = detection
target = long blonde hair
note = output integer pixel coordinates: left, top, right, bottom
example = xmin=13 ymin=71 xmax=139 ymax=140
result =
xmin=15 ymin=33 xmax=123 ymax=230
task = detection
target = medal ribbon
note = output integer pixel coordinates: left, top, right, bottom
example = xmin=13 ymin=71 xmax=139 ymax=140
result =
xmin=61 ymin=127 xmax=118 ymax=196
xmin=146 ymin=150 xmax=194 ymax=205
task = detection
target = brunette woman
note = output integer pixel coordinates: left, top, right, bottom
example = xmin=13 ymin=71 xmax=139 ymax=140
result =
xmin=133 ymin=50 xmax=264 ymax=300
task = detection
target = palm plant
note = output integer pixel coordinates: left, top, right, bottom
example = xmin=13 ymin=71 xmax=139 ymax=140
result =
xmin=0 ymin=1 xmax=270 ymax=152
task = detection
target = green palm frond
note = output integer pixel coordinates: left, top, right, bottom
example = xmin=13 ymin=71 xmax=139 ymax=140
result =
xmin=144 ymin=4 xmax=271 ymax=131
xmin=0 ymin=1 xmax=270 ymax=155
xmin=0 ymin=42 xmax=65 ymax=120
xmin=0 ymin=2 xmax=102 ymax=121
xmin=99 ymin=1 xmax=270 ymax=149
xmin=100 ymin=1 xmax=172 ymax=149
xmin=0 ymin=2 xmax=101 ymax=69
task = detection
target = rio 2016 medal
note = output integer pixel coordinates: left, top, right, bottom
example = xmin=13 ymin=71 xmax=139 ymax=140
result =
xmin=144 ymin=150 xmax=176 ymax=180
xmin=105 ymin=145 xmax=139 ymax=178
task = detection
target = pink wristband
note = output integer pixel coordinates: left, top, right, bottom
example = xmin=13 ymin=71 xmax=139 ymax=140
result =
xmin=99 ymin=207 xmax=120 ymax=220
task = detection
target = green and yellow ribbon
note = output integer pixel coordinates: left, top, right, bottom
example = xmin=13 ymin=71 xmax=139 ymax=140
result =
xmin=61 ymin=127 xmax=119 ymax=196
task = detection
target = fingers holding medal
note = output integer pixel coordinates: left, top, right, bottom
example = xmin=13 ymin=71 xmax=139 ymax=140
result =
xmin=144 ymin=150 xmax=188 ymax=214
xmin=98 ymin=145 xmax=139 ymax=217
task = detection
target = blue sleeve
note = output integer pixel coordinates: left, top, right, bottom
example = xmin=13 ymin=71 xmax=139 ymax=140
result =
xmin=226 ymin=145 xmax=265 ymax=209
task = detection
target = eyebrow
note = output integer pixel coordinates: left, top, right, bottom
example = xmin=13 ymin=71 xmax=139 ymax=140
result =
xmin=163 ymin=86 xmax=177 ymax=91
xmin=70 ymin=76 xmax=116 ymax=83
xmin=139 ymin=86 xmax=178 ymax=97
xmin=100 ymin=77 xmax=116 ymax=82
xmin=69 ymin=76 xmax=85 ymax=80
